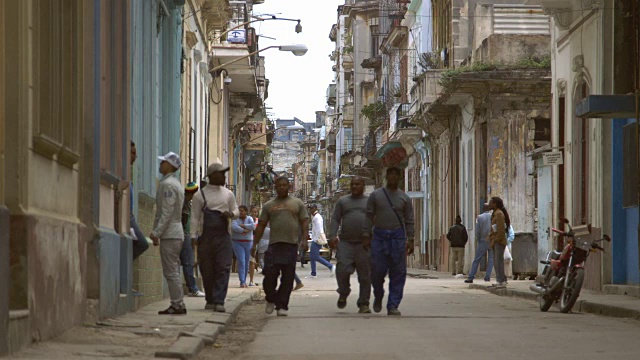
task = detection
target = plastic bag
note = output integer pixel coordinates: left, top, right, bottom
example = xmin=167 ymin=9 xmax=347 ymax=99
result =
xmin=504 ymin=245 xmax=513 ymax=261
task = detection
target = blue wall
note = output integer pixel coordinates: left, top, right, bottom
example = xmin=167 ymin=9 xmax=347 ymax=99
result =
xmin=611 ymin=118 xmax=640 ymax=284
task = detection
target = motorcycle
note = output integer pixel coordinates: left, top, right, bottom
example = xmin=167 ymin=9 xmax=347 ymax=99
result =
xmin=530 ymin=219 xmax=611 ymax=313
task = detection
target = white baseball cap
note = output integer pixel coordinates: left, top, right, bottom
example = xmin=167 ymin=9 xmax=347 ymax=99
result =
xmin=158 ymin=152 xmax=183 ymax=169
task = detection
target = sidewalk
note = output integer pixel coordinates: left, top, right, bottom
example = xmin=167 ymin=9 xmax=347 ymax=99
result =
xmin=10 ymin=286 xmax=260 ymax=360
xmin=406 ymin=266 xmax=640 ymax=321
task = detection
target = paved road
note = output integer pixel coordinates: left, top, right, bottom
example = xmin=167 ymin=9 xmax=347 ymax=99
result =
xmin=226 ymin=265 xmax=640 ymax=360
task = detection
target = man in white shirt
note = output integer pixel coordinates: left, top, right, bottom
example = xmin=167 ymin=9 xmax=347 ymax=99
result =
xmin=190 ymin=162 xmax=239 ymax=313
xmin=307 ymin=204 xmax=335 ymax=278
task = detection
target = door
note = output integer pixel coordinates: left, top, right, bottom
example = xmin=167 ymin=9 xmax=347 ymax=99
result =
xmin=537 ymin=159 xmax=553 ymax=274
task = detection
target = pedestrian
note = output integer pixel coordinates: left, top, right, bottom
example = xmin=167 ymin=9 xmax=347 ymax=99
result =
xmin=180 ymin=182 xmax=205 ymax=297
xmin=447 ymin=215 xmax=468 ymax=277
xmin=329 ymin=176 xmax=372 ymax=313
xmin=190 ymin=161 xmax=239 ymax=312
xmin=248 ymin=206 xmax=261 ymax=286
xmin=363 ymin=166 xmax=415 ymax=316
xmin=488 ymin=196 xmax=510 ymax=288
xmin=252 ymin=177 xmax=309 ymax=316
xmin=150 ymin=152 xmax=186 ymax=315
xmin=307 ymin=204 xmax=336 ymax=278
xmin=465 ymin=204 xmax=494 ymax=283
xmin=231 ymin=205 xmax=256 ymax=288
xmin=129 ymin=141 xmax=149 ymax=296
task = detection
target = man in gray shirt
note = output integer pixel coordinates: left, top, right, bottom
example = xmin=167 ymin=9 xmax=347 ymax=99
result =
xmin=465 ymin=203 xmax=494 ymax=283
xmin=329 ymin=176 xmax=371 ymax=314
xmin=362 ymin=167 xmax=415 ymax=316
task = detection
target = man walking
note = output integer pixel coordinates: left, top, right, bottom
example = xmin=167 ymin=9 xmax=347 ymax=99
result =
xmin=252 ymin=177 xmax=309 ymax=317
xmin=307 ymin=204 xmax=335 ymax=278
xmin=329 ymin=176 xmax=371 ymax=314
xmin=447 ymin=215 xmax=468 ymax=277
xmin=150 ymin=152 xmax=186 ymax=315
xmin=363 ymin=167 xmax=415 ymax=316
xmin=190 ymin=162 xmax=239 ymax=312
xmin=180 ymin=182 xmax=205 ymax=297
xmin=465 ymin=204 xmax=493 ymax=283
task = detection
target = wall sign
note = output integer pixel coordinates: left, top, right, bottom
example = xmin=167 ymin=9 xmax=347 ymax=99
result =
xmin=542 ymin=151 xmax=564 ymax=166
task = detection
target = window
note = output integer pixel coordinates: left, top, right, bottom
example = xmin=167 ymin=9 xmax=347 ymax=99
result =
xmin=33 ymin=0 xmax=81 ymax=167
xmin=623 ymin=123 xmax=638 ymax=208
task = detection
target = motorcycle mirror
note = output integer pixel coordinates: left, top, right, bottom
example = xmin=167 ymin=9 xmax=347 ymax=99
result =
xmin=604 ymin=235 xmax=611 ymax=242
xmin=562 ymin=218 xmax=570 ymax=224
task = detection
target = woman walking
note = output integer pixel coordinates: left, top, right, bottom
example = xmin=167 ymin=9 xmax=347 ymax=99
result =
xmin=231 ymin=205 xmax=256 ymax=287
xmin=488 ymin=196 xmax=510 ymax=288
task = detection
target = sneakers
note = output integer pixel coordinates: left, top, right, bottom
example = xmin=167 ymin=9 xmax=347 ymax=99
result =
xmin=358 ymin=305 xmax=372 ymax=314
xmin=204 ymin=303 xmax=215 ymax=310
xmin=158 ymin=306 xmax=187 ymax=315
xmin=387 ymin=308 xmax=402 ymax=316
xmin=248 ymin=282 xmax=257 ymax=287
xmin=277 ymin=309 xmax=288 ymax=317
xmin=131 ymin=289 xmax=144 ymax=297
xmin=305 ymin=275 xmax=317 ymax=279
xmin=294 ymin=283 xmax=304 ymax=291
xmin=373 ymin=298 xmax=382 ymax=313
xmin=464 ymin=279 xmax=473 ymax=283
xmin=337 ymin=296 xmax=347 ymax=309
xmin=493 ymin=282 xmax=507 ymax=288
xmin=484 ymin=278 xmax=491 ymax=282
xmin=330 ymin=265 xmax=336 ymax=277
xmin=265 ymin=302 xmax=275 ymax=314
xmin=189 ymin=290 xmax=205 ymax=297
xmin=455 ymin=274 xmax=466 ymax=279
xmin=214 ymin=304 xmax=226 ymax=313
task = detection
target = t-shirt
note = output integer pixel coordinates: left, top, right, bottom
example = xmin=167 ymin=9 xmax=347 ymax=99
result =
xmin=259 ymin=196 xmax=308 ymax=245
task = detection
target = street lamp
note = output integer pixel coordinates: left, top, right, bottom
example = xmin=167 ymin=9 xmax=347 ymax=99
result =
xmin=214 ymin=16 xmax=302 ymax=42
xmin=209 ymin=44 xmax=308 ymax=73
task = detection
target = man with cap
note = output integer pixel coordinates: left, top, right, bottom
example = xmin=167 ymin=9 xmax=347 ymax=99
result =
xmin=180 ymin=182 xmax=205 ymax=297
xmin=190 ymin=161 xmax=239 ymax=313
xmin=151 ymin=152 xmax=186 ymax=315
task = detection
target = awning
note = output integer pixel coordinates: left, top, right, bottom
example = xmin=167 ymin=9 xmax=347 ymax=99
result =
xmin=576 ymin=95 xmax=637 ymax=118
xmin=375 ymin=141 xmax=403 ymax=159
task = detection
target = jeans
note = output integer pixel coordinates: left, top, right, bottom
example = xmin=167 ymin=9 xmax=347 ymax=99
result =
xmin=232 ymin=240 xmax=253 ymax=285
xmin=336 ymin=241 xmax=371 ymax=306
xmin=370 ymin=227 xmax=407 ymax=310
xmin=467 ymin=240 xmax=493 ymax=281
xmin=131 ymin=214 xmax=149 ymax=261
xmin=263 ymin=243 xmax=297 ymax=310
xmin=160 ymin=238 xmax=185 ymax=309
xmin=493 ymin=242 xmax=507 ymax=283
xmin=180 ymin=235 xmax=199 ymax=293
xmin=294 ymin=272 xmax=302 ymax=285
xmin=310 ymin=241 xmax=332 ymax=276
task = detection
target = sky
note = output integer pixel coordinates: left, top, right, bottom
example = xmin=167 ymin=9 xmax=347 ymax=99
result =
xmin=253 ymin=0 xmax=343 ymax=123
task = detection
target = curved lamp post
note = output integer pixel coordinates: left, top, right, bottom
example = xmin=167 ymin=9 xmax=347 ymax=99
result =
xmin=209 ymin=44 xmax=308 ymax=74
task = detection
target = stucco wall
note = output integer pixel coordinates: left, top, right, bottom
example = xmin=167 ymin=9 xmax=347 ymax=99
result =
xmin=474 ymin=34 xmax=551 ymax=65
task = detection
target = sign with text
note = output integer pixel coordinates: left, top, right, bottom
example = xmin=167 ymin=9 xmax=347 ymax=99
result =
xmin=306 ymin=175 xmax=315 ymax=182
xmin=542 ymin=151 xmax=563 ymax=166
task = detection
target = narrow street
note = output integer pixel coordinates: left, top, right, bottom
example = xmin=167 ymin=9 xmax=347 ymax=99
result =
xmin=203 ymin=266 xmax=640 ymax=360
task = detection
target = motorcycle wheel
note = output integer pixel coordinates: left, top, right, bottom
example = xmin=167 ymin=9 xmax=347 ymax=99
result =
xmin=559 ymin=268 xmax=584 ymax=313
xmin=539 ymin=295 xmax=554 ymax=312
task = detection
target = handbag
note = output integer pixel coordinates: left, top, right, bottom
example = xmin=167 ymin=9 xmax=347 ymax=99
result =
xmin=316 ymin=232 xmax=328 ymax=246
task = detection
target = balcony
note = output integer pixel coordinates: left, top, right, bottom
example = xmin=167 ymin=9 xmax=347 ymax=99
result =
xmin=343 ymin=104 xmax=354 ymax=127
xmin=361 ymin=54 xmax=382 ymax=69
xmin=342 ymin=52 xmax=354 ymax=71
xmin=326 ymin=132 xmax=336 ymax=153
xmin=326 ymin=84 xmax=337 ymax=106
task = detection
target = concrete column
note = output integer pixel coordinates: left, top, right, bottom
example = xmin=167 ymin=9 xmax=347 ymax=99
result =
xmin=0 ymin=205 xmax=9 ymax=355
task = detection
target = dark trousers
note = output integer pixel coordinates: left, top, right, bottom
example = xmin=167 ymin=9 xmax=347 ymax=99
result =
xmin=263 ymin=243 xmax=298 ymax=311
xmin=198 ymin=233 xmax=233 ymax=305
xmin=370 ymin=227 xmax=407 ymax=310
xmin=336 ymin=241 xmax=371 ymax=306
xmin=131 ymin=214 xmax=149 ymax=261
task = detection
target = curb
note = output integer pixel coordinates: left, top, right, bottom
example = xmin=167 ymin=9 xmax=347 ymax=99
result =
xmin=469 ymin=284 xmax=640 ymax=320
xmin=155 ymin=289 xmax=261 ymax=359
